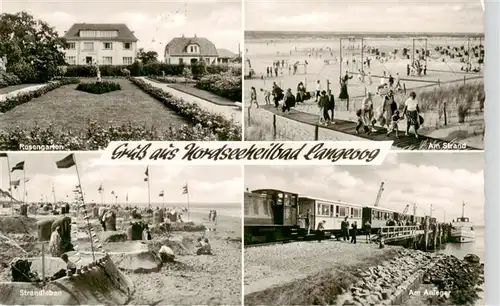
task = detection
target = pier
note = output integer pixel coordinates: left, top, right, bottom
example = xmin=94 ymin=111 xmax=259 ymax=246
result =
xmin=378 ymin=218 xmax=450 ymax=251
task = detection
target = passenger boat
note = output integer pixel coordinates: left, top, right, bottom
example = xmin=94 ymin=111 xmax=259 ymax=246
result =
xmin=450 ymin=202 xmax=475 ymax=243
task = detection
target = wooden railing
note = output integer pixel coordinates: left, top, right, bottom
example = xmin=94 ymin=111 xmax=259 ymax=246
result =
xmin=379 ymin=225 xmax=423 ymax=243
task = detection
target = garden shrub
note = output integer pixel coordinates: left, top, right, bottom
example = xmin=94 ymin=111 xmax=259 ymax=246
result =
xmin=195 ymin=72 xmax=242 ymax=102
xmin=10 ymin=60 xmax=38 ymax=83
xmin=76 ymin=81 xmax=121 ymax=94
xmin=130 ymin=77 xmax=241 ymax=141
xmin=0 ymin=77 xmax=80 ymax=112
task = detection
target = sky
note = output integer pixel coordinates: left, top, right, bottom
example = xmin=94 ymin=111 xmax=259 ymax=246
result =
xmin=0 ymin=152 xmax=242 ymax=206
xmin=245 ymin=0 xmax=484 ymax=33
xmin=1 ymin=0 xmax=241 ymax=57
xmin=245 ymin=152 xmax=484 ymax=225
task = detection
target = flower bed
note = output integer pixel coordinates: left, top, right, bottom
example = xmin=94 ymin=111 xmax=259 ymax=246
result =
xmin=195 ymin=72 xmax=242 ymax=102
xmin=76 ymin=81 xmax=121 ymax=94
xmin=0 ymin=77 xmax=80 ymax=112
xmin=147 ymin=75 xmax=195 ymax=84
xmin=130 ymin=77 xmax=241 ymax=140
xmin=0 ymin=121 xmax=218 ymax=150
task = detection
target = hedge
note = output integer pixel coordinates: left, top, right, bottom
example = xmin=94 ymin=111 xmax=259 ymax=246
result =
xmin=64 ymin=63 xmax=242 ymax=78
xmin=129 ymin=77 xmax=241 ymax=141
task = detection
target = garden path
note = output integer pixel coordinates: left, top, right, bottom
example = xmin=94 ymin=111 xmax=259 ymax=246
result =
xmin=136 ymin=77 xmax=241 ymax=123
xmin=0 ymin=84 xmax=47 ymax=102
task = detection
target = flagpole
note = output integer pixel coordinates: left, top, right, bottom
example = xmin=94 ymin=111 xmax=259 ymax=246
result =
xmin=186 ymin=182 xmax=190 ymax=221
xmin=162 ymin=190 xmax=164 ymax=209
xmin=147 ymin=166 xmax=151 ymax=210
xmin=5 ymin=156 xmax=13 ymax=215
xmin=23 ymin=168 xmax=26 ymax=204
xmin=73 ymin=156 xmax=96 ymax=262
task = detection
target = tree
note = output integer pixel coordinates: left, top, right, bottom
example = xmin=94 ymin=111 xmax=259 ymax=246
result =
xmin=0 ymin=11 xmax=67 ymax=82
xmin=137 ymin=48 xmax=158 ymax=64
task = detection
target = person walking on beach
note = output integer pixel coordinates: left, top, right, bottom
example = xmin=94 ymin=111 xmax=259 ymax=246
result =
xmin=368 ymin=72 xmax=373 ymax=85
xmin=327 ymin=90 xmax=335 ymax=122
xmin=350 ymin=221 xmax=358 ymax=244
xmin=317 ymin=220 xmax=326 ymax=242
xmin=402 ymin=91 xmax=421 ymax=138
xmin=208 ymin=210 xmax=213 ymax=222
xmin=318 ymin=90 xmax=328 ymax=126
xmin=357 ymin=92 xmax=376 ymax=134
xmin=212 ymin=210 xmax=217 ymax=225
xmin=296 ymin=82 xmax=306 ymax=103
xmin=249 ymin=87 xmax=259 ymax=108
xmin=364 ymin=220 xmax=372 ymax=243
xmin=382 ymin=90 xmax=397 ymax=131
xmin=406 ymin=64 xmax=410 ymax=76
xmin=274 ymin=65 xmax=278 ymax=77
xmin=283 ymin=88 xmax=295 ymax=113
xmin=260 ymin=88 xmax=271 ymax=105
xmin=315 ymin=80 xmax=322 ymax=102
xmin=272 ymin=83 xmax=283 ymax=108
xmin=386 ymin=110 xmax=402 ymax=138
xmin=395 ymin=73 xmax=402 ymax=91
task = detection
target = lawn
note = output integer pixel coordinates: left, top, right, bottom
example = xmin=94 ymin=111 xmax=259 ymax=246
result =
xmin=0 ymin=78 xmax=189 ymax=133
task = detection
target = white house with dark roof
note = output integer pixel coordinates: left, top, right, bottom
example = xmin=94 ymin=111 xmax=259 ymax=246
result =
xmin=63 ymin=23 xmax=138 ymax=66
xmin=164 ymin=35 xmax=234 ymax=65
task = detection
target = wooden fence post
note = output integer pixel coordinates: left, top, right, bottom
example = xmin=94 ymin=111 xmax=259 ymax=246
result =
xmin=464 ymin=75 xmax=466 ymax=85
xmin=403 ymin=83 xmax=407 ymax=95
xmin=314 ymin=124 xmax=319 ymax=140
xmin=273 ymin=114 xmax=277 ymax=140
xmin=346 ymin=97 xmax=350 ymax=111
xmin=247 ymin=106 xmax=251 ymax=127
xmin=443 ymin=103 xmax=447 ymax=126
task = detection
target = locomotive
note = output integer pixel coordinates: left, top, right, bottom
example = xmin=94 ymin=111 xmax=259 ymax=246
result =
xmin=244 ymin=189 xmax=436 ymax=245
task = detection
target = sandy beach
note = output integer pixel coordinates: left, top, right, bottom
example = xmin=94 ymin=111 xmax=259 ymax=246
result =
xmin=0 ymin=205 xmax=242 ymax=305
xmin=244 ymin=36 xmax=484 ymax=147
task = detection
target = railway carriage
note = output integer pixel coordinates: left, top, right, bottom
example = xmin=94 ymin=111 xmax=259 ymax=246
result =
xmin=362 ymin=205 xmax=399 ymax=230
xmin=298 ymin=196 xmax=363 ymax=237
xmin=244 ymin=189 xmax=300 ymax=244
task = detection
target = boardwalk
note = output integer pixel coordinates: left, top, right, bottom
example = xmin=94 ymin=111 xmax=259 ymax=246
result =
xmin=260 ymin=105 xmax=480 ymax=150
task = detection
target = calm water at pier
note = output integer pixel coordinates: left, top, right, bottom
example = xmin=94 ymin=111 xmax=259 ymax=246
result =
xmin=437 ymin=226 xmax=484 ymax=262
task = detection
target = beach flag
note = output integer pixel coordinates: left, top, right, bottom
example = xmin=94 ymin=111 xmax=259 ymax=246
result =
xmin=98 ymin=184 xmax=103 ymax=193
xmin=126 ymin=194 xmax=128 ymax=201
xmin=111 ymin=191 xmax=115 ymax=195
xmin=182 ymin=184 xmax=188 ymax=195
xmin=24 ymin=178 xmax=30 ymax=183
xmin=144 ymin=167 xmax=149 ymax=182
xmin=56 ymin=154 xmax=76 ymax=169
xmin=11 ymin=179 xmax=20 ymax=187
xmin=11 ymin=161 xmax=24 ymax=172
xmin=159 ymin=190 xmax=164 ymax=197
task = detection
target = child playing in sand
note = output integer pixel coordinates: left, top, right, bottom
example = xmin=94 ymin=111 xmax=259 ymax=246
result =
xmin=61 ymin=254 xmax=76 ymax=274
xmin=386 ymin=110 xmax=402 ymax=138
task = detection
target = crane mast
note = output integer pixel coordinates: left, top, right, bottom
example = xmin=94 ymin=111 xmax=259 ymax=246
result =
xmin=374 ymin=182 xmax=384 ymax=207
xmin=402 ymin=204 xmax=409 ymax=214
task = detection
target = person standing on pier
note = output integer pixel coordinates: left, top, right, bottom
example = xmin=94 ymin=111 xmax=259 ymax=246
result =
xmin=318 ymin=90 xmax=329 ymax=125
xmin=305 ymin=209 xmax=311 ymax=235
xmin=350 ymin=221 xmax=358 ymax=244
xmin=260 ymin=88 xmax=271 ymax=105
xmin=249 ymin=87 xmax=259 ymax=108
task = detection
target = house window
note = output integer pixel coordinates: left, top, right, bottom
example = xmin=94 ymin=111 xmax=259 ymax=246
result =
xmin=80 ymin=30 xmax=96 ymax=38
xmin=122 ymin=57 xmax=133 ymax=65
xmin=85 ymin=57 xmax=93 ymax=64
xmin=179 ymin=58 xmax=183 ymax=64
xmin=190 ymin=46 xmax=194 ymax=52
xmin=103 ymin=42 xmax=113 ymax=50
xmin=67 ymin=42 xmax=76 ymax=50
xmin=67 ymin=56 xmax=76 ymax=65
xmin=123 ymin=43 xmax=131 ymax=50
xmin=252 ymin=198 xmax=259 ymax=215
xmin=205 ymin=57 xmax=210 ymax=63
xmin=102 ymin=57 xmax=113 ymax=65
xmin=83 ymin=42 xmax=94 ymax=51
